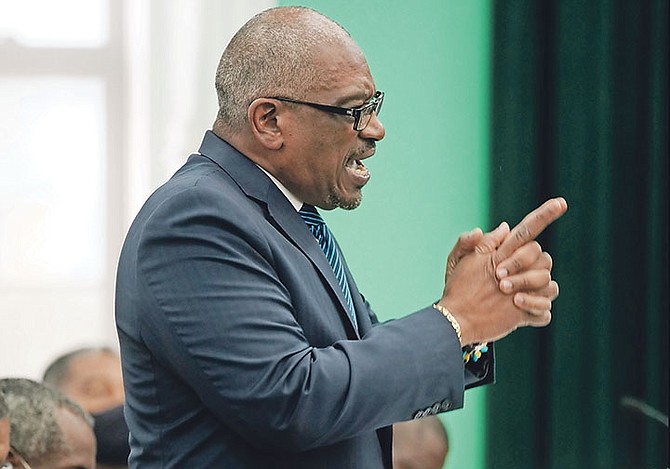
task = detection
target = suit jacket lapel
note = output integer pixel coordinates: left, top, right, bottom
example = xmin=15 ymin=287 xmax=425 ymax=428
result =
xmin=266 ymin=186 xmax=361 ymax=338
xmin=198 ymin=131 xmax=360 ymax=338
xmin=346 ymin=263 xmax=372 ymax=336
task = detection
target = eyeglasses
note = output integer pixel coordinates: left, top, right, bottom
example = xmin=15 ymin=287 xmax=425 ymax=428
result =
xmin=269 ymin=91 xmax=384 ymax=131
xmin=1 ymin=446 xmax=32 ymax=469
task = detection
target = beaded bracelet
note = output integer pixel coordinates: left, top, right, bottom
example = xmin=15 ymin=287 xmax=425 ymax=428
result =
xmin=432 ymin=303 xmax=462 ymax=343
xmin=463 ymin=343 xmax=489 ymax=364
xmin=432 ymin=304 xmax=489 ymax=364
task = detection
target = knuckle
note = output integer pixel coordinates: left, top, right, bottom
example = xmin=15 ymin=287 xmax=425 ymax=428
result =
xmin=534 ymin=210 xmax=547 ymax=223
xmin=514 ymin=226 xmax=532 ymax=242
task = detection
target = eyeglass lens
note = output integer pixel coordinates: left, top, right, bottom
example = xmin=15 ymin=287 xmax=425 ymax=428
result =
xmin=356 ymin=93 xmax=383 ymax=131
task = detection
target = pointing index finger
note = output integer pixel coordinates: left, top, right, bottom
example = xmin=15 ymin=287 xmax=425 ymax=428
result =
xmin=493 ymin=197 xmax=568 ymax=264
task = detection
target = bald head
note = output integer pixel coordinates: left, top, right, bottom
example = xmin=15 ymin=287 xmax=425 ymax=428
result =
xmin=393 ymin=417 xmax=449 ymax=469
xmin=214 ymin=6 xmax=361 ymax=135
xmin=43 ymin=347 xmax=125 ymax=414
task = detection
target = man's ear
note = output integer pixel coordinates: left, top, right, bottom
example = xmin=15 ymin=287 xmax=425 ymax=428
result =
xmin=248 ymin=98 xmax=284 ymax=150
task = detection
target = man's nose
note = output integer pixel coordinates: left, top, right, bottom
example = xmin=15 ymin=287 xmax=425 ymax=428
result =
xmin=359 ymin=113 xmax=385 ymax=141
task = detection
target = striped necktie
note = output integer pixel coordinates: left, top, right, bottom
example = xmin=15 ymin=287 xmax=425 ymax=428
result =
xmin=298 ymin=204 xmax=358 ymax=330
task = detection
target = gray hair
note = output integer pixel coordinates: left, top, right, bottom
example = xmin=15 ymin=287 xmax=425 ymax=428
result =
xmin=42 ymin=346 xmax=117 ymax=388
xmin=0 ymin=378 xmax=93 ymax=464
xmin=214 ymin=6 xmax=353 ymax=133
xmin=0 ymin=392 xmax=8 ymax=419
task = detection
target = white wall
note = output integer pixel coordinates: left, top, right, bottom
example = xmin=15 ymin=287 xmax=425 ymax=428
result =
xmin=0 ymin=0 xmax=275 ymax=379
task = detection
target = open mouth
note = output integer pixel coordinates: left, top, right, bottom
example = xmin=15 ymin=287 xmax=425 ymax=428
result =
xmin=345 ymin=157 xmax=371 ymax=185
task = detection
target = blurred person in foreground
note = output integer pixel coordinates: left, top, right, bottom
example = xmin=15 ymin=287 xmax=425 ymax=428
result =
xmin=0 ymin=378 xmax=96 ymax=469
xmin=393 ymin=417 xmax=449 ymax=469
xmin=1 ymin=393 xmax=9 ymax=462
xmin=43 ymin=348 xmax=129 ymax=468
xmin=115 ymin=6 xmax=567 ymax=468
xmin=42 ymin=347 xmax=125 ymax=415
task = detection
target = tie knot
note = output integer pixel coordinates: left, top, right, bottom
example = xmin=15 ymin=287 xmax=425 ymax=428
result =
xmin=298 ymin=204 xmax=325 ymax=228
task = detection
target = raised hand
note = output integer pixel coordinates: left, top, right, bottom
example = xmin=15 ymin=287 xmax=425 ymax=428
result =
xmin=438 ymin=197 xmax=567 ymax=345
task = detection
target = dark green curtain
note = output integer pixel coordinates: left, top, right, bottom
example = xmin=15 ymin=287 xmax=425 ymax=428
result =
xmin=487 ymin=1 xmax=668 ymax=468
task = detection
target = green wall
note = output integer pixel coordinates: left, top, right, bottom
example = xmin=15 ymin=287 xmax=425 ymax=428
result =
xmin=277 ymin=2 xmax=492 ymax=468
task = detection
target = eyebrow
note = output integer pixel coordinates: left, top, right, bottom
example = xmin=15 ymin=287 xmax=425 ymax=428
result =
xmin=334 ymin=92 xmax=374 ymax=108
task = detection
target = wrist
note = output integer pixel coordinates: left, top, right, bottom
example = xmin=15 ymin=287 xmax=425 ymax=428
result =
xmin=433 ymin=303 xmax=490 ymax=364
xmin=432 ymin=303 xmax=463 ymax=346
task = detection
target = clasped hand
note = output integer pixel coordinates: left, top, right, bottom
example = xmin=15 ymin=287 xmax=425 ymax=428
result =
xmin=437 ymin=197 xmax=568 ymax=346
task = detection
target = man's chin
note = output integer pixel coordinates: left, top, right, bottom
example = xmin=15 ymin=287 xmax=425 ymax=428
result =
xmin=328 ymin=190 xmax=362 ymax=211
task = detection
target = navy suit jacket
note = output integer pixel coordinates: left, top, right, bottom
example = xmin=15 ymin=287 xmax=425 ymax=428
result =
xmin=115 ymin=131 xmax=493 ymax=468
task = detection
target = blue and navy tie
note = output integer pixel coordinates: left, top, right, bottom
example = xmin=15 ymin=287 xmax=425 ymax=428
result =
xmin=298 ymin=204 xmax=358 ymax=330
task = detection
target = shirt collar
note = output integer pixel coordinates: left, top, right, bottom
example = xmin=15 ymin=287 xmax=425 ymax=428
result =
xmin=256 ymin=165 xmax=303 ymax=211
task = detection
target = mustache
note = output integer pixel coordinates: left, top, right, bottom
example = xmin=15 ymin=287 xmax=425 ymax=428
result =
xmin=352 ymin=141 xmax=376 ymax=158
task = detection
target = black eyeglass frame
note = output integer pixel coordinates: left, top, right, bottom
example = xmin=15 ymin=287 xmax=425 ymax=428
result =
xmin=5 ymin=446 xmax=32 ymax=469
xmin=268 ymin=91 xmax=384 ymax=131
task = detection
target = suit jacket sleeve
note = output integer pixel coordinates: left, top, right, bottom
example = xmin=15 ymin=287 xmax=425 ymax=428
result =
xmin=364 ymin=297 xmax=494 ymax=393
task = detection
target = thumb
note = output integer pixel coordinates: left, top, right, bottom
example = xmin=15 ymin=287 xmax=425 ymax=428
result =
xmin=475 ymin=222 xmax=510 ymax=254
xmin=447 ymin=228 xmax=484 ymax=274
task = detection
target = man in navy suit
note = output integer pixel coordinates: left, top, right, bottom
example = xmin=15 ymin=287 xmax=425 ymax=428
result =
xmin=115 ymin=6 xmax=567 ymax=467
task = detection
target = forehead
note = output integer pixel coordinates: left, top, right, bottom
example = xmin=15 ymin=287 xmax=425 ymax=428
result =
xmin=310 ymin=39 xmax=376 ymax=102
xmin=70 ymin=351 xmax=120 ymax=374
